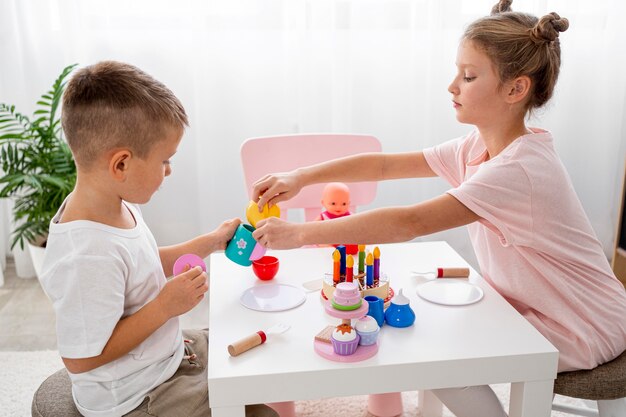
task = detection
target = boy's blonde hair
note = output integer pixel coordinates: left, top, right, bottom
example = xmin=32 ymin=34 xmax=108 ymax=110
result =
xmin=62 ymin=61 xmax=188 ymax=167
xmin=464 ymin=0 xmax=569 ymax=112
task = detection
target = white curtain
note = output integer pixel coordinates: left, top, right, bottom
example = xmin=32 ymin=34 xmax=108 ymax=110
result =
xmin=1 ymin=0 xmax=624 ymax=270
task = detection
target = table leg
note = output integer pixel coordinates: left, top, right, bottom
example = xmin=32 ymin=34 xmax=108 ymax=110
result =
xmin=367 ymin=392 xmax=403 ymax=417
xmin=509 ymin=380 xmax=554 ymax=417
xmin=267 ymin=401 xmax=296 ymax=417
xmin=211 ymin=405 xmax=246 ymax=417
xmin=418 ymin=390 xmax=443 ymax=417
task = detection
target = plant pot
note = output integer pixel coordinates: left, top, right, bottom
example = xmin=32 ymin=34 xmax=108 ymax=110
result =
xmin=28 ymin=241 xmax=46 ymax=280
xmin=13 ymin=244 xmax=36 ymax=279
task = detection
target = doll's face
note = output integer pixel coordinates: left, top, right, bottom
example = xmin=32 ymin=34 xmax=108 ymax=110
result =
xmin=322 ymin=185 xmax=350 ymax=215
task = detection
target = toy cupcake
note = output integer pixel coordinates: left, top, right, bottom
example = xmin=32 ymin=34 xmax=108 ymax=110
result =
xmin=355 ymin=316 xmax=380 ymax=346
xmin=331 ymin=324 xmax=360 ymax=355
xmin=331 ymin=281 xmax=362 ymax=311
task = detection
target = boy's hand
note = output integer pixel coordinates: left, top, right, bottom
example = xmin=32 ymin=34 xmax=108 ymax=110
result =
xmin=157 ymin=266 xmax=208 ymax=319
xmin=252 ymin=217 xmax=303 ymax=250
xmin=212 ymin=218 xmax=241 ymax=251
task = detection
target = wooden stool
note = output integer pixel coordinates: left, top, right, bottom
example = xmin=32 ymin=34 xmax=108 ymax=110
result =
xmin=552 ymin=349 xmax=626 ymax=417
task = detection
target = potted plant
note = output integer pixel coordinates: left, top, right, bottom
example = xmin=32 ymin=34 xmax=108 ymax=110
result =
xmin=0 ymin=64 xmax=77 ymax=278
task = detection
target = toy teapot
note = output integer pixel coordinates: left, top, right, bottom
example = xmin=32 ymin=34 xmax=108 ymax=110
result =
xmin=384 ymin=288 xmax=415 ymax=328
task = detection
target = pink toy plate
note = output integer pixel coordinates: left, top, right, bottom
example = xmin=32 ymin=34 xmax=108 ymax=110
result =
xmin=173 ymin=254 xmax=207 ymax=276
xmin=323 ymin=300 xmax=369 ymax=319
xmin=314 ymin=339 xmax=378 ymax=362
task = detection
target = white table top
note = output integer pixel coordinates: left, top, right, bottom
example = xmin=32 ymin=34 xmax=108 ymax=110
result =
xmin=208 ymin=241 xmax=558 ymax=410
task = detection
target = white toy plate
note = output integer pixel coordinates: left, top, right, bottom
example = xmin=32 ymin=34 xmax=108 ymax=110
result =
xmin=417 ymin=279 xmax=484 ymax=306
xmin=240 ymin=284 xmax=306 ymax=312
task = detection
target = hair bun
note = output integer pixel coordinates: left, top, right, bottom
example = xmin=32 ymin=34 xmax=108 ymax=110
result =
xmin=490 ymin=0 xmax=513 ymax=15
xmin=530 ymin=12 xmax=569 ymax=44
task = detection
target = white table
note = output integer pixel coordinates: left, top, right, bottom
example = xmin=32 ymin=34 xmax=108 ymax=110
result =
xmin=208 ymin=242 xmax=558 ymax=417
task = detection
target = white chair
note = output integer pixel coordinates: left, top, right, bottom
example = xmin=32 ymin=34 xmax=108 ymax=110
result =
xmin=552 ymin=349 xmax=626 ymax=417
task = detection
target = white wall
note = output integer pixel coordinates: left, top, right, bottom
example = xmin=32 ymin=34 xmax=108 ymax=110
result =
xmin=1 ymin=0 xmax=625 ymax=271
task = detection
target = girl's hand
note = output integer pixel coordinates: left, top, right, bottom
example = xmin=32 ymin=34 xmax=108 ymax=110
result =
xmin=211 ymin=218 xmax=241 ymax=251
xmin=158 ymin=266 xmax=208 ymax=319
xmin=252 ymin=171 xmax=303 ymax=210
xmin=252 ymin=217 xmax=304 ymax=250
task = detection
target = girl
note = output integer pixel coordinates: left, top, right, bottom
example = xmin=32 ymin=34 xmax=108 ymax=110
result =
xmin=251 ymin=1 xmax=626 ymax=415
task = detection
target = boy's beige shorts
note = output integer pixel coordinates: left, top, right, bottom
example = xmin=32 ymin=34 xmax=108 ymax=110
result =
xmin=125 ymin=329 xmax=279 ymax=417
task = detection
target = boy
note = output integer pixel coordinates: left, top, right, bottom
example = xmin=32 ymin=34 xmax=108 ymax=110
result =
xmin=40 ymin=61 xmax=278 ymax=417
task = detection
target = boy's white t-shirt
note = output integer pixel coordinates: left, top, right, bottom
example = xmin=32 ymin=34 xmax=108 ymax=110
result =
xmin=423 ymin=128 xmax=626 ymax=371
xmin=40 ymin=201 xmax=184 ymax=417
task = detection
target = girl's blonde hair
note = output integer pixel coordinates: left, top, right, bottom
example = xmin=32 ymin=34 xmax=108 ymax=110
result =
xmin=464 ymin=0 xmax=569 ymax=111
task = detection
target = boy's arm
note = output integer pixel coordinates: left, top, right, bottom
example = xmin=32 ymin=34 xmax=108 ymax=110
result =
xmin=253 ymin=193 xmax=479 ymax=249
xmin=62 ymin=266 xmax=207 ymax=374
xmin=158 ymin=218 xmax=240 ymax=276
xmin=254 ymin=152 xmax=436 ymax=209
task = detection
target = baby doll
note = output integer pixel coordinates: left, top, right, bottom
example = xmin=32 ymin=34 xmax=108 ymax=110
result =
xmin=316 ymin=183 xmax=358 ymax=254
xmin=316 ymin=182 xmax=351 ymax=221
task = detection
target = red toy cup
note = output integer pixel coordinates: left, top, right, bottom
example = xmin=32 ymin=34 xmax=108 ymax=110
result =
xmin=252 ymin=256 xmax=279 ymax=280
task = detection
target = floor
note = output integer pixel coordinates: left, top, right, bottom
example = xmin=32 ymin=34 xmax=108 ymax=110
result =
xmin=0 ymin=258 xmax=57 ymax=351
xmin=0 ymin=257 xmax=210 ymax=352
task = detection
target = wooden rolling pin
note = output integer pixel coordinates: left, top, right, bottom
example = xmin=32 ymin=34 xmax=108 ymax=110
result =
xmin=228 ymin=331 xmax=266 ymax=357
xmin=228 ymin=323 xmax=290 ymax=357
xmin=411 ymin=267 xmax=470 ymax=278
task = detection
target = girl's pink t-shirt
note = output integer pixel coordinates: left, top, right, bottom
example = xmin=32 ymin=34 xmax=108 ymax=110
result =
xmin=423 ymin=128 xmax=626 ymax=371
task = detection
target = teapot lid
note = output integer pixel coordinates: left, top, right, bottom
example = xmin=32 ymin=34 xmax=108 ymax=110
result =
xmin=391 ymin=288 xmax=410 ymax=305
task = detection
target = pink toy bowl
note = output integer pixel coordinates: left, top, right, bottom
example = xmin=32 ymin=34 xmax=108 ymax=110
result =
xmin=251 ymin=256 xmax=279 ymax=281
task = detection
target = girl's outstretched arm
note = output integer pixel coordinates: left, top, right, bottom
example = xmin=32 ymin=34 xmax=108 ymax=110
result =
xmin=252 ymin=193 xmax=478 ymax=249
xmin=253 ymin=151 xmax=436 ymax=209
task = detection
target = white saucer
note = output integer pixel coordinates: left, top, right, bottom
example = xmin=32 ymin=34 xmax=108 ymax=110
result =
xmin=417 ymin=279 xmax=484 ymax=306
xmin=240 ymin=284 xmax=306 ymax=312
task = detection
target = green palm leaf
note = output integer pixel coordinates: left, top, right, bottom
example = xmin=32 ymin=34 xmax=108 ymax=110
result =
xmin=0 ymin=63 xmax=78 ymax=249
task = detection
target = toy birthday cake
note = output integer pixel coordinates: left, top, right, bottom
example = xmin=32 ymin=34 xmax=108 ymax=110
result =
xmin=322 ymin=245 xmax=393 ymax=306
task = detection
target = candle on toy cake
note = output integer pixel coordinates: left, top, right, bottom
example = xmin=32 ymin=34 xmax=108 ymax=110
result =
xmin=373 ymin=246 xmax=380 ymax=284
xmin=366 ymin=252 xmax=374 ymax=287
xmin=346 ymin=255 xmax=354 ymax=283
xmin=322 ymin=245 xmax=392 ymax=306
xmin=358 ymin=245 xmax=366 ymax=275
xmin=332 ymin=249 xmax=340 ymax=284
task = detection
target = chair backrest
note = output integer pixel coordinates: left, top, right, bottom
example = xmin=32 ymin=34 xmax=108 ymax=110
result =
xmin=241 ymin=134 xmax=381 ymax=221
